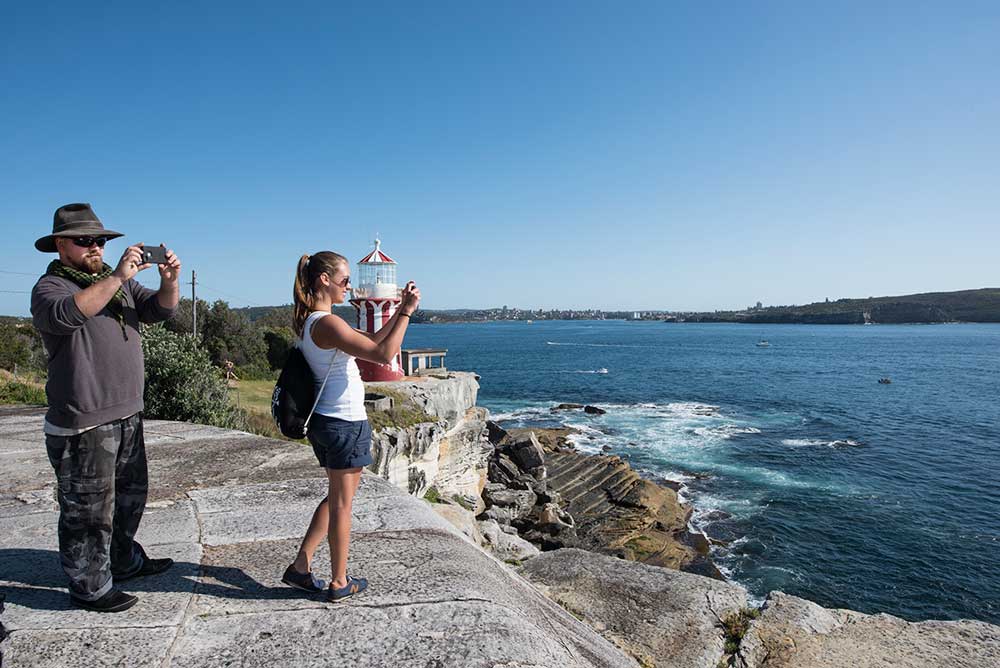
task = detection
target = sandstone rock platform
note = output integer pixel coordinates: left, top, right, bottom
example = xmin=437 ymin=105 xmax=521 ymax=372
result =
xmin=0 ymin=406 xmax=635 ymax=668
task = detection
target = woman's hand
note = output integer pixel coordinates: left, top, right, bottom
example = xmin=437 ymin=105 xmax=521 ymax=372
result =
xmin=400 ymin=281 xmax=421 ymax=315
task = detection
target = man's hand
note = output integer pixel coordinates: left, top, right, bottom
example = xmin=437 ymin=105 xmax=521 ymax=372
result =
xmin=400 ymin=281 xmax=421 ymax=315
xmin=111 ymin=245 xmax=151 ymax=283
xmin=157 ymin=245 xmax=181 ymax=283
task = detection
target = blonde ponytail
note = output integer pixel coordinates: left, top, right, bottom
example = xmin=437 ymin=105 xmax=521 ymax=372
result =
xmin=291 ymin=251 xmax=349 ymax=337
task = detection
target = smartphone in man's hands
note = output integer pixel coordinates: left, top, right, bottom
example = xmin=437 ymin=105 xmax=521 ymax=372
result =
xmin=141 ymin=245 xmax=169 ymax=265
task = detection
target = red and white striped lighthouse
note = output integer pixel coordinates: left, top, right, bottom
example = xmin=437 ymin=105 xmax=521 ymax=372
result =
xmin=350 ymin=237 xmax=405 ymax=381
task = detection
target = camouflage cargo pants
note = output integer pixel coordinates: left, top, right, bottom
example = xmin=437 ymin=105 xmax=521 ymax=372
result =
xmin=45 ymin=413 xmax=148 ymax=601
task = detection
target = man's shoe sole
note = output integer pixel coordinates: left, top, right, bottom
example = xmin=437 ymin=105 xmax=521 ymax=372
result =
xmin=70 ymin=595 xmax=138 ymax=613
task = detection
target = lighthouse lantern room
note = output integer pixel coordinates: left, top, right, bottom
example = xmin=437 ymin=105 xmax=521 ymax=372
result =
xmin=350 ymin=237 xmax=405 ymax=381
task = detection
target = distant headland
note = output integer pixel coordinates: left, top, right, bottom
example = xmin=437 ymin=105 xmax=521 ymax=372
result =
xmin=232 ymin=288 xmax=1000 ymax=325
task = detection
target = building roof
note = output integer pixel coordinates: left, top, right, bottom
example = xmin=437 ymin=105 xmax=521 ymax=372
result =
xmin=358 ymin=238 xmax=396 ymax=264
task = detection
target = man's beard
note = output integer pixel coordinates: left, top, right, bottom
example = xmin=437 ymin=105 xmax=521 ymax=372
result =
xmin=72 ymin=253 xmax=105 ymax=275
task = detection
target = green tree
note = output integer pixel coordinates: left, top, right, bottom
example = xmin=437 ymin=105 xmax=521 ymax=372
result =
xmin=164 ymin=297 xmax=211 ymax=341
xmin=255 ymin=306 xmax=293 ymax=331
xmin=199 ymin=300 xmax=267 ymax=368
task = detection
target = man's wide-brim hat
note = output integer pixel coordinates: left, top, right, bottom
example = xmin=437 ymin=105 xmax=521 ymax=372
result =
xmin=35 ymin=203 xmax=123 ymax=253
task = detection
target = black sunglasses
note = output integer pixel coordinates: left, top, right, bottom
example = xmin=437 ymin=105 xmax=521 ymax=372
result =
xmin=70 ymin=236 xmax=108 ymax=248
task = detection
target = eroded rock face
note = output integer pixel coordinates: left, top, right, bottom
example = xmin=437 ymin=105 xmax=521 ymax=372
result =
xmin=544 ymin=447 xmax=710 ymax=573
xmin=480 ymin=519 xmax=541 ymax=562
xmin=521 ymin=548 xmax=748 ymax=668
xmin=367 ymin=375 xmax=490 ymax=505
xmin=738 ymin=592 xmax=1000 ymax=668
xmin=376 ymin=372 xmax=480 ymax=424
xmin=506 ymin=432 xmax=546 ymax=473
xmin=481 ymin=483 xmax=538 ymax=525
xmin=430 ymin=502 xmax=484 ymax=547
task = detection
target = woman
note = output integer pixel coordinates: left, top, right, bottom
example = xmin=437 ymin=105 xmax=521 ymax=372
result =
xmin=281 ymin=250 xmax=420 ymax=601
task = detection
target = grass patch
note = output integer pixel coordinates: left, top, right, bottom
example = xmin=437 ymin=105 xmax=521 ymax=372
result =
xmin=720 ymin=608 xmax=761 ymax=658
xmin=0 ymin=376 xmax=47 ymax=405
xmin=365 ymin=384 xmax=436 ymax=432
xmin=225 ymin=379 xmax=312 ymax=443
xmin=423 ymin=486 xmax=443 ymax=504
xmin=623 ymin=534 xmax=660 ymax=561
xmin=450 ymin=494 xmax=475 ymax=511
xmin=228 ymin=379 xmax=436 ymax=437
xmin=229 ymin=379 xmax=276 ymax=414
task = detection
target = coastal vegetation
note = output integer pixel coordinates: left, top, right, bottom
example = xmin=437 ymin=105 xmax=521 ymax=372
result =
xmin=677 ymin=288 xmax=1000 ymax=324
xmin=0 ymin=302 xmax=442 ymax=439
xmin=0 ymin=370 xmax=46 ymax=405
xmin=141 ymin=324 xmax=248 ymax=430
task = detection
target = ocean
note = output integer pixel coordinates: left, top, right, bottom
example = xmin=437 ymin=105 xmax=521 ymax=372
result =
xmin=401 ymin=320 xmax=1000 ymax=624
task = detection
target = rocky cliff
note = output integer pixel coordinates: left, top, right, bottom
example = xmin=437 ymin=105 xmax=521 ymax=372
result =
xmin=3 ymin=374 xmax=998 ymax=668
xmin=361 ymin=374 xmax=1000 ymax=667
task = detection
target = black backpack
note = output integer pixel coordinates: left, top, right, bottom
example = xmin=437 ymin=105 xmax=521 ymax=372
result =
xmin=271 ymin=345 xmax=335 ymax=439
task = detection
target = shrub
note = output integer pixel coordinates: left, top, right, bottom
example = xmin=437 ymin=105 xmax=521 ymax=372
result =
xmin=719 ymin=608 xmax=761 ymax=660
xmin=234 ymin=361 xmax=276 ymax=381
xmin=141 ymin=324 xmax=247 ymax=430
xmin=0 ymin=376 xmax=47 ymax=405
xmin=0 ymin=322 xmax=47 ymax=376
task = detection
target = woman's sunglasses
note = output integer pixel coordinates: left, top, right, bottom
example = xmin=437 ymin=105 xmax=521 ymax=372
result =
xmin=70 ymin=236 xmax=108 ymax=248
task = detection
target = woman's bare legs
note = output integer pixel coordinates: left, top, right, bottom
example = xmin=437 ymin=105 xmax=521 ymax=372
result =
xmin=291 ymin=496 xmax=329 ymax=574
xmin=326 ymin=467 xmax=363 ymax=589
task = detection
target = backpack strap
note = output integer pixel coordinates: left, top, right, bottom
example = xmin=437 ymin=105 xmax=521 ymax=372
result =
xmin=304 ymin=313 xmax=338 ymax=431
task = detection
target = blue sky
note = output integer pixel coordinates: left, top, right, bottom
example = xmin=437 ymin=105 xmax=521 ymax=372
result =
xmin=2 ymin=1 xmax=998 ymax=315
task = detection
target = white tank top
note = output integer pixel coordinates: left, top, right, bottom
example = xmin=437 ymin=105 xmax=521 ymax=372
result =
xmin=299 ymin=311 xmax=367 ymax=421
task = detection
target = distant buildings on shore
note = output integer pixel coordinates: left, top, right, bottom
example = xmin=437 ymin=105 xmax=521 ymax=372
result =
xmin=421 ymin=308 xmax=673 ymax=323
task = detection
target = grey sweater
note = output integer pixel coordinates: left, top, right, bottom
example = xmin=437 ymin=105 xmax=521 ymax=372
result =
xmin=31 ymin=274 xmax=177 ymax=429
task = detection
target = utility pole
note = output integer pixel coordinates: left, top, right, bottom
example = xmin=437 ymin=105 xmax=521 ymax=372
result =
xmin=189 ymin=270 xmax=198 ymax=339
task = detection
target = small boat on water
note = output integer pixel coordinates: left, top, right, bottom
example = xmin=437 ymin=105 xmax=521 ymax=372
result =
xmin=595 ymin=368 xmax=609 ymax=374
xmin=526 ymin=320 xmax=533 ymax=324
xmin=878 ymin=377 xmax=892 ymax=384
xmin=756 ymin=339 xmax=770 ymax=347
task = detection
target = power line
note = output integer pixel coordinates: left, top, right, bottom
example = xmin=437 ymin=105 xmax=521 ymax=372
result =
xmin=198 ymin=282 xmax=270 ymax=308
xmin=0 ymin=290 xmax=31 ymax=294
xmin=0 ymin=270 xmax=38 ymax=276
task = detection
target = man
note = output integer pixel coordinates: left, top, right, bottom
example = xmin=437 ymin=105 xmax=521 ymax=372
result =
xmin=31 ymin=203 xmax=182 ymax=613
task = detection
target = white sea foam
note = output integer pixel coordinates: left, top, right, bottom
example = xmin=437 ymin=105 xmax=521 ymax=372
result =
xmin=691 ymin=424 xmax=762 ymax=440
xmin=781 ymin=438 xmax=863 ymax=448
xmin=781 ymin=438 xmax=828 ymax=447
xmin=545 ymin=341 xmax=646 ymax=349
xmin=664 ymin=402 xmax=722 ymax=418
xmin=562 ymin=421 xmax=606 ymax=436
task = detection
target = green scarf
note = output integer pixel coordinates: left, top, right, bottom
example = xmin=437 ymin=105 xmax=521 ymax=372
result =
xmin=46 ymin=260 xmax=129 ymax=339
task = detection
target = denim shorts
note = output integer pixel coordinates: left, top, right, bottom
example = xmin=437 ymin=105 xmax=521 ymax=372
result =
xmin=307 ymin=415 xmax=373 ymax=470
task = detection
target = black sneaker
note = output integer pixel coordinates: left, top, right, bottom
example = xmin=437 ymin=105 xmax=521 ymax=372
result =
xmin=281 ymin=564 xmax=327 ymax=593
xmin=115 ymin=546 xmax=174 ymax=582
xmin=70 ymin=589 xmax=138 ymax=613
